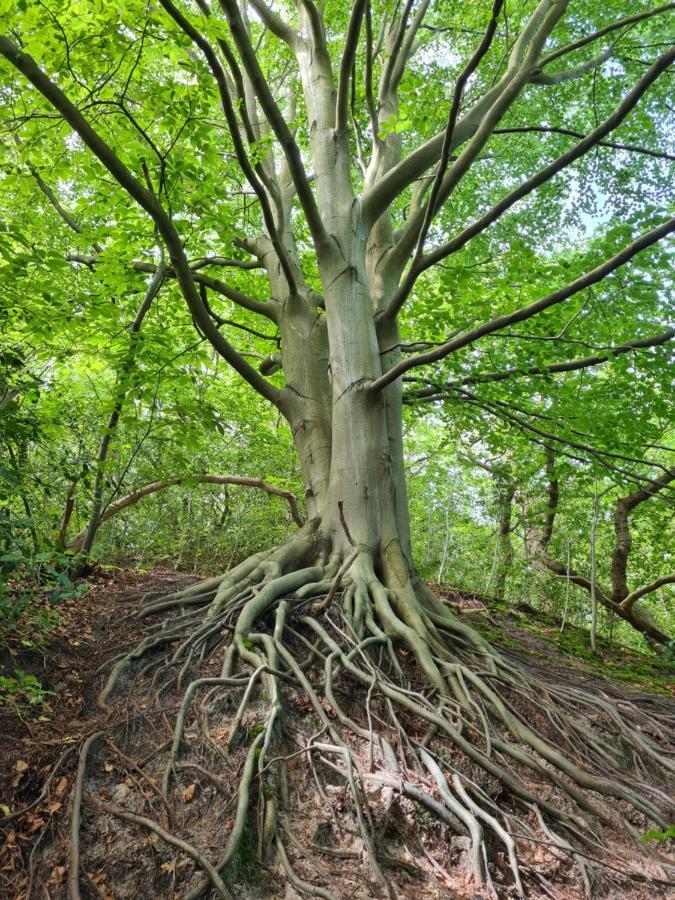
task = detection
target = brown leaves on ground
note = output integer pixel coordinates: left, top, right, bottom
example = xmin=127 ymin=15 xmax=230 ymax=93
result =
xmin=0 ymin=567 xmax=199 ymax=899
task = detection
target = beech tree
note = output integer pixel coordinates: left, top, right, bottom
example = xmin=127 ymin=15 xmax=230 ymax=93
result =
xmin=1 ymin=0 xmax=674 ymax=894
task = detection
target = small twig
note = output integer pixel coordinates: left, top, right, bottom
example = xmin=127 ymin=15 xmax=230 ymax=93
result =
xmin=0 ymin=744 xmax=77 ymax=824
xmin=104 ymin=739 xmax=174 ymax=823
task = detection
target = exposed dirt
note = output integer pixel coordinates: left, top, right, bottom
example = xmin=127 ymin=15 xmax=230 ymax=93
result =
xmin=1 ymin=571 xmax=673 ymax=899
xmin=0 ymin=569 xmax=199 ymax=899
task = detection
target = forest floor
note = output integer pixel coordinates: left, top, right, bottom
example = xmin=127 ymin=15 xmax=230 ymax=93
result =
xmin=0 ymin=567 xmax=673 ymax=900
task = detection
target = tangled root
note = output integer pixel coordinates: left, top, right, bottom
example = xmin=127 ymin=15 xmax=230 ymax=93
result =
xmin=71 ymin=538 xmax=675 ymax=898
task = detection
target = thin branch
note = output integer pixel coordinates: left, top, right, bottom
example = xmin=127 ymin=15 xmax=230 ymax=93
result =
xmin=336 ymin=0 xmax=368 ymax=133
xmin=363 ymin=1 xmax=378 ymax=137
xmin=248 ymin=0 xmax=299 ymax=46
xmin=377 ymin=0 xmax=415 ymax=101
xmin=0 ymin=35 xmax=283 ymax=410
xmin=531 ymin=47 xmax=614 ymax=85
xmin=25 ymin=161 xmax=102 ymax=254
xmin=389 ymin=0 xmax=432 ymax=91
xmin=411 ymin=46 xmax=675 ymax=277
xmin=494 ymin=125 xmax=675 ymax=161
xmin=189 ymin=255 xmax=263 ymax=271
xmin=385 ymin=0 xmax=504 ymax=317
xmin=370 ymin=215 xmax=675 ymax=392
xmin=435 ymin=389 xmax=673 ymax=493
xmin=218 ymin=0 xmax=329 ymax=250
xmin=68 ymin=254 xmax=278 ymax=322
xmin=385 ymin=0 xmax=568 ymax=291
xmin=200 ymin=285 xmax=280 ymax=343
xmin=157 ymin=0 xmax=298 ymax=295
xmin=455 ymin=389 xmax=674 ymax=480
xmin=66 ymin=473 xmax=304 ymax=549
xmin=537 ymin=3 xmax=675 ymax=69
xmin=620 ymin=575 xmax=675 ymax=611
xmin=361 ymin=0 xmax=562 ymax=230
xmin=409 ymin=328 xmax=674 ymax=393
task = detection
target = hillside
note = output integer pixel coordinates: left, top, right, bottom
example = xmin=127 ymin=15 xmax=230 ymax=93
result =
xmin=1 ymin=569 xmax=672 ymax=899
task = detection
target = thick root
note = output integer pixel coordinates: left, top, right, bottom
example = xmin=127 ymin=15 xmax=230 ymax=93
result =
xmin=67 ymin=545 xmax=674 ymax=898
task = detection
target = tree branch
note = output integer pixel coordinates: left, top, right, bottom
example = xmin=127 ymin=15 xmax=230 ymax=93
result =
xmin=189 ymin=256 xmax=263 ymax=271
xmin=409 ymin=329 xmax=674 ymax=394
xmin=386 ymin=0 xmax=504 ymax=317
xmin=157 ymin=0 xmax=298 ymax=295
xmin=531 ymin=48 xmax=613 ymax=84
xmin=218 ymin=0 xmax=328 ymax=251
xmin=369 ymin=215 xmax=675 ymax=392
xmin=248 ymin=0 xmax=299 ymax=46
xmin=377 ymin=0 xmax=415 ymax=102
xmin=610 ymin=466 xmax=675 ymax=601
xmin=409 ymin=382 xmax=674 ymax=492
xmin=65 ymin=473 xmax=304 ymax=549
xmin=0 ymin=35 xmax=283 ymax=410
xmin=620 ymin=575 xmax=675 ymax=611
xmin=361 ymin=0 xmax=563 ymax=232
xmin=526 ymin=451 xmax=671 ymax=644
xmin=410 ymin=46 xmax=675 ymax=276
xmin=537 ymin=3 xmax=675 ymax=69
xmin=384 ymin=0 xmax=569 ymax=292
xmin=389 ymin=0 xmax=431 ymax=91
xmin=25 ymin=161 xmax=102 ymax=253
xmin=67 ymin=254 xmax=278 ymax=322
xmin=336 ymin=0 xmax=368 ymax=133
xmin=493 ymin=125 xmax=675 ymax=161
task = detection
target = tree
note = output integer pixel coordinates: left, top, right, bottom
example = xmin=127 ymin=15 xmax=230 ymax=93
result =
xmin=531 ymin=449 xmax=674 ymax=644
xmin=1 ymin=0 xmax=674 ymax=893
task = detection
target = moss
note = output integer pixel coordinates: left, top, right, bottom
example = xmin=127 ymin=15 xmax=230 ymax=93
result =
xmin=220 ymin=821 xmax=269 ymax=887
xmin=472 ymin=602 xmax=673 ymax=696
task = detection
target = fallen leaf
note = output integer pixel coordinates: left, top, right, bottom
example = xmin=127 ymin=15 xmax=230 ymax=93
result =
xmin=48 ymin=866 xmax=66 ymax=886
xmin=26 ymin=816 xmax=45 ymax=833
xmin=181 ymin=783 xmax=197 ymax=803
xmin=54 ymin=776 xmax=68 ymax=799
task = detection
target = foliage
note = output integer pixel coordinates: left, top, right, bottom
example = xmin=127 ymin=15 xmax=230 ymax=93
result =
xmin=0 ymin=668 xmax=53 ymax=711
xmin=642 ymin=825 xmax=675 ymax=843
xmin=0 ymin=0 xmax=673 ymax=654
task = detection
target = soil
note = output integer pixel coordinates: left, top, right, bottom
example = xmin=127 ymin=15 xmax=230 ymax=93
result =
xmin=0 ymin=570 xmax=673 ymax=899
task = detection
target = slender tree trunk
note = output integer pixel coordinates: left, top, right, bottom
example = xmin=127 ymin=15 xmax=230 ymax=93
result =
xmin=494 ymin=477 xmax=516 ymax=601
xmin=73 ymin=264 xmax=165 ymax=570
xmin=6 ymin=442 xmax=39 ymax=554
xmin=589 ymin=481 xmax=599 ymax=652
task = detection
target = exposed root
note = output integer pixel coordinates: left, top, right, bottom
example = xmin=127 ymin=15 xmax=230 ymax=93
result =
xmin=87 ymin=796 xmax=234 ymax=898
xmin=62 ymin=542 xmax=675 ymax=898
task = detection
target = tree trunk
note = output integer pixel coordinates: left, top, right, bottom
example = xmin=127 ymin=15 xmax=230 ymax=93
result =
xmin=533 ymin=452 xmax=671 ymax=644
xmin=494 ymin=477 xmax=516 ymax=601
